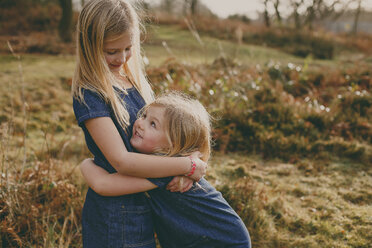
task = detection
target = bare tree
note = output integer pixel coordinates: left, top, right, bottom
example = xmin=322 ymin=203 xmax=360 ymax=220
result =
xmin=190 ymin=0 xmax=198 ymax=16
xmin=58 ymin=0 xmax=73 ymax=42
xmin=305 ymin=0 xmax=353 ymax=30
xmin=273 ymin=0 xmax=282 ymax=25
xmin=263 ymin=0 xmax=271 ymax=27
xmin=291 ymin=0 xmax=304 ymax=29
xmin=161 ymin=0 xmax=174 ymax=14
xmin=183 ymin=0 xmax=198 ymax=16
xmin=352 ymin=0 xmax=362 ymax=34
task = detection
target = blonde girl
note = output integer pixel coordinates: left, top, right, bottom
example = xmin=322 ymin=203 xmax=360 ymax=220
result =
xmin=72 ymin=1 xmax=206 ymax=247
xmin=80 ymin=93 xmax=251 ymax=248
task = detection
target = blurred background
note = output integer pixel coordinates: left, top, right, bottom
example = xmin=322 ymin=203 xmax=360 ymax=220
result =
xmin=0 ymin=0 xmax=371 ymax=247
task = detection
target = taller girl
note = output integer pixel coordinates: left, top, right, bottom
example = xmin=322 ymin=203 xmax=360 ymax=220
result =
xmin=72 ymin=0 xmax=206 ymax=247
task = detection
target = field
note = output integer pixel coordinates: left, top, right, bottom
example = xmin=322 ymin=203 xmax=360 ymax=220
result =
xmin=1 ymin=23 xmax=372 ymax=247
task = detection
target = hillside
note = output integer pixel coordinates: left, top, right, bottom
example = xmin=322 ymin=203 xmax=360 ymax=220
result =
xmin=0 ymin=24 xmax=371 ymax=247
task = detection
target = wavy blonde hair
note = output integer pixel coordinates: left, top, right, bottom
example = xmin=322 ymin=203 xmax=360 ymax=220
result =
xmin=143 ymin=92 xmax=211 ymax=162
xmin=72 ymin=0 xmax=153 ymax=130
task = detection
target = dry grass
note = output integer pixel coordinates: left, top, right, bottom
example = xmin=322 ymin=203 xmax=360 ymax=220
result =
xmin=208 ymin=154 xmax=372 ymax=247
xmin=0 ymin=28 xmax=371 ymax=246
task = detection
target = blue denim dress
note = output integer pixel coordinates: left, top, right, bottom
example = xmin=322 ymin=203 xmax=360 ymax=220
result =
xmin=147 ymin=177 xmax=251 ymax=248
xmin=73 ymin=87 xmax=155 ymax=248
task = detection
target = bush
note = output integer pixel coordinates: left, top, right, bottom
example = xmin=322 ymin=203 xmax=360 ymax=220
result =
xmin=0 ymin=0 xmax=61 ymax=35
xmin=148 ymin=58 xmax=371 ymax=163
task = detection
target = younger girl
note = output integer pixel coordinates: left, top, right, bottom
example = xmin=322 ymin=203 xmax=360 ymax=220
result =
xmin=80 ymin=93 xmax=251 ymax=248
xmin=72 ymin=0 xmax=206 ymax=247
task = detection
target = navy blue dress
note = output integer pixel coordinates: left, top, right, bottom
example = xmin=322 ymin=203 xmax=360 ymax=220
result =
xmin=147 ymin=177 xmax=251 ymax=248
xmin=73 ymin=87 xmax=156 ymax=248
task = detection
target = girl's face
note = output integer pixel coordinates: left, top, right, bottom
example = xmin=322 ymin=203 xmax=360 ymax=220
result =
xmin=130 ymin=106 xmax=170 ymax=154
xmin=103 ymin=32 xmax=132 ymax=75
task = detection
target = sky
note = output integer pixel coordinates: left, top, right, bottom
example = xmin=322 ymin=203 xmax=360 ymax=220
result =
xmin=199 ymin=0 xmax=372 ymax=19
xmin=76 ymin=0 xmax=372 ymax=19
xmin=200 ymin=0 xmax=262 ymax=19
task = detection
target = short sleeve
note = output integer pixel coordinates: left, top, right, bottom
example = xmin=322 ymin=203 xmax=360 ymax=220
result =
xmin=147 ymin=177 xmax=174 ymax=188
xmin=73 ymin=89 xmax=111 ymax=127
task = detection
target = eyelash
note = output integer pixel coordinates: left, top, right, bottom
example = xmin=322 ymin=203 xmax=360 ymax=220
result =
xmin=106 ymin=48 xmax=130 ymax=55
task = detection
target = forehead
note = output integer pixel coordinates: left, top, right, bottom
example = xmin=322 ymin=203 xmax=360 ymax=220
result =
xmin=146 ymin=105 xmax=165 ymax=118
xmin=104 ymin=32 xmax=132 ymax=49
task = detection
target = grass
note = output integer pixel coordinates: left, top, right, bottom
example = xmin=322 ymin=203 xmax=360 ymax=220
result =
xmin=143 ymin=25 xmax=370 ymax=69
xmin=208 ymin=154 xmax=372 ymax=247
xmin=0 ymin=24 xmax=371 ymax=247
xmin=143 ymin=25 xmax=328 ymax=67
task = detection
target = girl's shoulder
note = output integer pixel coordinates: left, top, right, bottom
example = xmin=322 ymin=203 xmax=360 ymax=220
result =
xmin=73 ymin=88 xmax=111 ymax=127
xmin=74 ymin=88 xmax=104 ymax=103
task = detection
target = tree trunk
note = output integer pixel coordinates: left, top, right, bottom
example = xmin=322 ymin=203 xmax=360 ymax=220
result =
xmin=58 ymin=0 xmax=73 ymax=43
xmin=274 ymin=0 xmax=282 ymax=25
xmin=292 ymin=1 xmax=302 ymax=30
xmin=264 ymin=0 xmax=271 ymax=27
xmin=352 ymin=0 xmax=362 ymax=34
xmin=190 ymin=0 xmax=198 ymax=16
xmin=162 ymin=0 xmax=174 ymax=14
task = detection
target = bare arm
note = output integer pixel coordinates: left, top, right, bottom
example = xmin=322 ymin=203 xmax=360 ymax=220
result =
xmin=80 ymin=158 xmax=157 ymax=196
xmin=85 ymin=117 xmax=206 ymax=179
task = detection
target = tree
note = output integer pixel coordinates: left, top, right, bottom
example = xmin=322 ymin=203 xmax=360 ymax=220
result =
xmin=183 ymin=0 xmax=198 ymax=16
xmin=190 ymin=0 xmax=198 ymax=16
xmin=352 ymin=0 xmax=362 ymax=34
xmin=58 ymin=0 xmax=73 ymax=42
xmin=304 ymin=0 xmax=350 ymax=30
xmin=263 ymin=0 xmax=271 ymax=27
xmin=273 ymin=0 xmax=282 ymax=25
xmin=161 ymin=0 xmax=174 ymax=14
xmin=291 ymin=0 xmax=303 ymax=29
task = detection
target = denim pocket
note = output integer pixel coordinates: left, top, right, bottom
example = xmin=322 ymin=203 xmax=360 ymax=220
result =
xmin=108 ymin=203 xmax=155 ymax=248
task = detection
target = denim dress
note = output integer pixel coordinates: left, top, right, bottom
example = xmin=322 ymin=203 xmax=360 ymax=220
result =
xmin=73 ymin=87 xmax=155 ymax=248
xmin=147 ymin=177 xmax=251 ymax=248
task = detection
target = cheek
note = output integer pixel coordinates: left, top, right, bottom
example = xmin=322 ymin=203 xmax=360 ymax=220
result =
xmin=126 ymin=50 xmax=132 ymax=61
xmin=104 ymin=54 xmax=112 ymax=65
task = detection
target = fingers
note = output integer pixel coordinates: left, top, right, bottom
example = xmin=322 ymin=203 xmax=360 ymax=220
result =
xmin=180 ymin=180 xmax=193 ymax=193
xmin=166 ymin=176 xmax=194 ymax=193
xmin=166 ymin=176 xmax=179 ymax=191
xmin=190 ymin=151 xmax=202 ymax=158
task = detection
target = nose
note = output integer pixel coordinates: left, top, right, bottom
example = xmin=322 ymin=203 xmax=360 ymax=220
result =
xmin=136 ymin=118 xmax=144 ymax=130
xmin=115 ymin=51 xmax=126 ymax=64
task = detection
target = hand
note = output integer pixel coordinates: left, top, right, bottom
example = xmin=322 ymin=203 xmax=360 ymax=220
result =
xmin=166 ymin=176 xmax=194 ymax=193
xmin=187 ymin=151 xmax=207 ymax=181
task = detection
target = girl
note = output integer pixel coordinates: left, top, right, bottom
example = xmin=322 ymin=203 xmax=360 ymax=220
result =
xmin=80 ymin=93 xmax=252 ymax=248
xmin=72 ymin=0 xmax=206 ymax=247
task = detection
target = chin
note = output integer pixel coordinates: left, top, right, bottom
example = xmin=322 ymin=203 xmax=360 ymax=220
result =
xmin=110 ymin=68 xmax=121 ymax=74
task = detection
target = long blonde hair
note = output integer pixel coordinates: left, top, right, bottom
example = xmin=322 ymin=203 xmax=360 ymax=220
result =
xmin=72 ymin=0 xmax=153 ymax=130
xmin=144 ymin=92 xmax=211 ymax=162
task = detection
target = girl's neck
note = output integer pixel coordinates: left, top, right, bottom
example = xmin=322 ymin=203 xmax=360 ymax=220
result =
xmin=113 ymin=72 xmax=133 ymax=89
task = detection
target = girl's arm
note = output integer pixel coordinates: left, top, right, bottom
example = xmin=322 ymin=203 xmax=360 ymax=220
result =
xmin=80 ymin=159 xmax=194 ymax=195
xmin=80 ymin=158 xmax=157 ymax=196
xmin=85 ymin=117 xmax=206 ymax=180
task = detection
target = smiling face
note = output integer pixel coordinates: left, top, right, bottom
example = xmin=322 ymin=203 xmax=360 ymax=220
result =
xmin=130 ymin=105 xmax=170 ymax=154
xmin=103 ymin=32 xmax=132 ymax=75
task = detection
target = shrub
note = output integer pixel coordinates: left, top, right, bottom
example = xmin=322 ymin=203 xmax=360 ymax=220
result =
xmin=148 ymin=58 xmax=371 ymax=163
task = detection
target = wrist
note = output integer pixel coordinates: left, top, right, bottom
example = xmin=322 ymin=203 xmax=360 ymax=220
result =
xmin=185 ymin=156 xmax=196 ymax=177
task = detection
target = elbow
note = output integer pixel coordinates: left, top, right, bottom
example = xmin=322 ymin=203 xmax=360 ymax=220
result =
xmin=90 ymin=178 xmax=111 ymax=196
